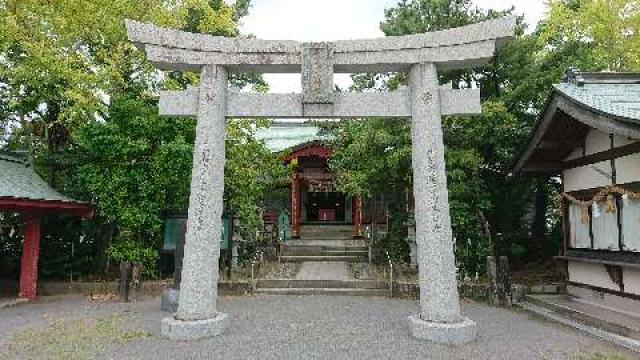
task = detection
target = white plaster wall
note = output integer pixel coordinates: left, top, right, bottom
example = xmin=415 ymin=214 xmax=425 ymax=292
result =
xmin=612 ymin=135 xmax=640 ymax=184
xmin=616 ymin=153 xmax=640 ymax=184
xmin=563 ymin=161 xmax=612 ymax=192
xmin=614 ymin=135 xmax=636 ymax=147
xmin=624 ymin=267 xmax=640 ymax=296
xmin=585 ymin=130 xmax=611 ymax=155
xmin=565 ymin=147 xmax=583 ymax=161
xmin=560 ymin=129 xmax=639 ymax=192
xmin=568 ymin=261 xmax=619 ymax=291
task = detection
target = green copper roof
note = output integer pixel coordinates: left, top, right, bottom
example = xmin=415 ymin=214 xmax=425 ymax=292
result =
xmin=554 ymin=72 xmax=640 ymax=125
xmin=0 ymin=153 xmax=83 ymax=203
xmin=254 ymin=122 xmax=333 ymax=152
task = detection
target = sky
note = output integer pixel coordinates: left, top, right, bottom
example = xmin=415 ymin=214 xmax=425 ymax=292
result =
xmin=232 ymin=0 xmax=548 ymax=93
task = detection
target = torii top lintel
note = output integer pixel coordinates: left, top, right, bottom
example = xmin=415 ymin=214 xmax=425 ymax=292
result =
xmin=125 ymin=16 xmax=516 ymax=74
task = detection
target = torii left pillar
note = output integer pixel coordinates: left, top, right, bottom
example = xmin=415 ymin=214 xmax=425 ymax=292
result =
xmin=19 ymin=213 xmax=40 ymax=300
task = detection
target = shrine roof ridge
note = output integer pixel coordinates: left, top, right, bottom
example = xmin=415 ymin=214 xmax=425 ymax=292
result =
xmin=125 ymin=16 xmax=516 ymax=55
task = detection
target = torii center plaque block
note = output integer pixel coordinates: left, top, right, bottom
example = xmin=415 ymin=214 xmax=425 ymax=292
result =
xmin=126 ymin=16 xmax=516 ymax=344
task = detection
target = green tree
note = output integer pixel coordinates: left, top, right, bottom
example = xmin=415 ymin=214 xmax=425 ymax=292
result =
xmin=69 ymin=98 xmax=288 ymax=276
xmin=0 ymin=0 xmax=285 ymax=277
xmin=541 ymin=0 xmax=640 ymax=71
xmin=225 ymin=119 xmax=291 ymax=241
xmin=328 ymin=0 xmax=539 ymax=274
xmin=69 ymin=98 xmax=194 ymax=274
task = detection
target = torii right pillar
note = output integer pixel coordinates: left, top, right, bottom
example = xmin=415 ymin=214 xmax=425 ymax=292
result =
xmin=408 ymin=62 xmax=476 ymax=344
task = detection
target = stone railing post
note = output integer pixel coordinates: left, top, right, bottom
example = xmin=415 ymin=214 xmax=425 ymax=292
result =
xmin=407 ymin=62 xmax=476 ymax=344
xmin=161 ymin=65 xmax=229 ymax=340
xmin=118 ymin=261 xmax=131 ymax=302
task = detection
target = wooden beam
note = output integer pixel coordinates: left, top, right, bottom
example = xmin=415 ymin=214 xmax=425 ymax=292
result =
xmin=511 ymin=98 xmax=560 ymax=174
xmin=564 ymin=141 xmax=640 ymax=169
xmin=513 ymin=92 xmax=640 ymax=175
xmin=537 ymin=140 xmax=582 ymax=150
xmin=0 ymin=198 xmax=93 ymax=218
xmin=521 ymin=141 xmax=640 ymax=173
xmin=520 ymin=164 xmax=564 ymax=173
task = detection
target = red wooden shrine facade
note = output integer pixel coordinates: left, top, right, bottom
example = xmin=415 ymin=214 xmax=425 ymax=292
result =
xmin=283 ymin=142 xmax=363 ymax=238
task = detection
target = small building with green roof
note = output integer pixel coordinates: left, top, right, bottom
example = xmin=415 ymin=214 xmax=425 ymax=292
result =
xmin=0 ymin=152 xmax=92 ymax=300
xmin=512 ymin=69 xmax=640 ymax=319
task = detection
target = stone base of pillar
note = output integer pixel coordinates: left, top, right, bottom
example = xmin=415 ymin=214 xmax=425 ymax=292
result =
xmin=161 ymin=313 xmax=228 ymax=340
xmin=407 ymin=315 xmax=476 ymax=345
xmin=160 ymin=289 xmax=180 ymax=313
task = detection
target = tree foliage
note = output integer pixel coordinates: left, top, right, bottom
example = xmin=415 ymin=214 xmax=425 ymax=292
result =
xmin=0 ymin=0 xmax=289 ymax=278
xmin=541 ymin=0 xmax=640 ymax=71
xmin=329 ymin=0 xmax=640 ymax=275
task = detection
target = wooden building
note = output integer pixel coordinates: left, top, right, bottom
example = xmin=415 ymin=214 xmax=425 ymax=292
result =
xmin=0 ymin=153 xmax=92 ymax=300
xmin=513 ymin=70 xmax=640 ymax=315
xmin=255 ymin=123 xmax=402 ymax=240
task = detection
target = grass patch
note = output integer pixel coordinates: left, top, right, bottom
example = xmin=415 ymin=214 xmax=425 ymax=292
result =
xmin=259 ymin=261 xmax=300 ymax=279
xmin=1 ymin=314 xmax=150 ymax=360
xmin=348 ymin=262 xmax=387 ymax=280
xmin=574 ymin=351 xmax=632 ymax=360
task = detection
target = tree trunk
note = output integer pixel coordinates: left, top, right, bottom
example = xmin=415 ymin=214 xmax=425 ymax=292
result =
xmin=531 ymin=179 xmax=549 ymax=260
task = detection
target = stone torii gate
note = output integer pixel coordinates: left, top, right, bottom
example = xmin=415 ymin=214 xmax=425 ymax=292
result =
xmin=126 ymin=16 xmax=515 ymax=344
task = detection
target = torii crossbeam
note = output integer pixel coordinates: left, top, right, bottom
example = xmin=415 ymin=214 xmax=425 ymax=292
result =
xmin=126 ymin=16 xmax=516 ymax=344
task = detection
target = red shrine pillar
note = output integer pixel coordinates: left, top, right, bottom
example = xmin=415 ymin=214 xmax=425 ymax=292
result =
xmin=291 ymin=173 xmax=301 ymax=239
xmin=19 ymin=213 xmax=41 ymax=300
xmin=353 ymin=196 xmax=363 ymax=238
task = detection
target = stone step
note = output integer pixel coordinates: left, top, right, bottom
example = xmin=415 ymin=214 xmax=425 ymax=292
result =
xmin=282 ymin=250 xmax=368 ymax=257
xmin=299 ymin=232 xmax=353 ymax=237
xmin=297 ymin=236 xmax=353 ymax=241
xmin=255 ymin=287 xmax=389 ymax=297
xmin=300 ymin=224 xmax=353 ymax=230
xmin=281 ymin=245 xmax=367 ymax=257
xmin=517 ymin=300 xmax=640 ymax=353
xmin=280 ymin=255 xmax=365 ymax=262
xmin=299 ymin=227 xmax=353 ymax=238
xmin=283 ymin=243 xmax=367 ymax=249
xmin=256 ymin=279 xmax=387 ymax=289
xmin=298 ymin=232 xmax=353 ymax=238
xmin=522 ymin=294 xmax=640 ymax=342
xmin=286 ymin=240 xmax=367 ymax=246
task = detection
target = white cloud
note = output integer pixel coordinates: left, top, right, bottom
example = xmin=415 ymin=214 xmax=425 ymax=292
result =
xmin=238 ymin=0 xmax=547 ymax=93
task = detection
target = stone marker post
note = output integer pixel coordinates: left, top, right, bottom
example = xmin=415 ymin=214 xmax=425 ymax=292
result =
xmin=487 ymin=256 xmax=512 ymax=307
xmin=161 ymin=219 xmax=185 ymax=313
xmin=129 ymin=262 xmax=143 ymax=302
xmin=118 ymin=261 xmax=131 ymax=302
xmin=161 ymin=65 xmax=229 ymax=340
xmin=407 ymin=63 xmax=476 ymax=344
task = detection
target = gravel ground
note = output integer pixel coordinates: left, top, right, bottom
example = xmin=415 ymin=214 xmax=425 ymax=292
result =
xmin=0 ymin=295 xmax=635 ymax=360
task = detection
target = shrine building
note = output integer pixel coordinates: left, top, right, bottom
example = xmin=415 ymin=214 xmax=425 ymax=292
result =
xmin=256 ymin=122 xmax=403 ymax=239
xmin=513 ymin=70 xmax=640 ymax=317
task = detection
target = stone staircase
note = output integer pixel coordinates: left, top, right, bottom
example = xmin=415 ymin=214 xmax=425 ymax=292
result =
xmin=298 ymin=224 xmax=354 ymax=240
xmin=254 ymin=279 xmax=389 ymax=297
xmin=517 ymin=294 xmax=640 ymax=353
xmin=256 ymin=224 xmax=387 ymax=297
xmin=279 ymin=224 xmax=368 ymax=262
